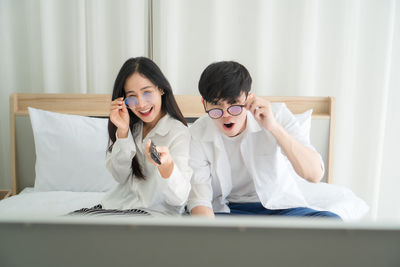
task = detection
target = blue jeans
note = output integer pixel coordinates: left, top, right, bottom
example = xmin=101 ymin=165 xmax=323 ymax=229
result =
xmin=215 ymin=202 xmax=341 ymax=219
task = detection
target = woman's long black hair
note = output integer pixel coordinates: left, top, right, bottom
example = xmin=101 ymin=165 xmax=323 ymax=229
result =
xmin=108 ymin=57 xmax=187 ymax=180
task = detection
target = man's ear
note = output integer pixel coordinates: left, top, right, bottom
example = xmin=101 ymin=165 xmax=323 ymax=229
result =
xmin=201 ymin=97 xmax=205 ymax=105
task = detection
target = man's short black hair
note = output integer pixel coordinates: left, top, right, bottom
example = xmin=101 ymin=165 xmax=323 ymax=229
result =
xmin=198 ymin=61 xmax=252 ymax=104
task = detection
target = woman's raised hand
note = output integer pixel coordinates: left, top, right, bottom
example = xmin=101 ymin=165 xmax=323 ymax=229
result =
xmin=110 ymin=97 xmax=130 ymax=138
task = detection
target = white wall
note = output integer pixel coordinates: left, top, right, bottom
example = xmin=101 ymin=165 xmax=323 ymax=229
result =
xmin=1 ymin=0 xmax=399 ymax=220
xmin=0 ymin=0 xmax=148 ymax=189
xmin=152 ymin=0 xmax=400 ymax=220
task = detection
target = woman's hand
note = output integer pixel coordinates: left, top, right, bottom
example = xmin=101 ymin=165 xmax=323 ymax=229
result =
xmin=145 ymin=139 xmax=174 ymax=178
xmin=110 ymin=97 xmax=130 ymax=138
xmin=245 ymin=94 xmax=278 ymax=132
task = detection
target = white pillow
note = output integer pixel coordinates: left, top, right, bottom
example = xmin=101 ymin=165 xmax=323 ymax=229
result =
xmin=294 ymin=109 xmax=313 ymax=143
xmin=29 ymin=107 xmax=117 ymax=192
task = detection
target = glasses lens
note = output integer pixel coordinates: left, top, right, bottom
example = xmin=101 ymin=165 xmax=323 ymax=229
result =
xmin=142 ymin=91 xmax=153 ymax=102
xmin=125 ymin=96 xmax=139 ymax=107
xmin=227 ymin=105 xmax=243 ymax=116
xmin=208 ymin=109 xmax=223 ymax=119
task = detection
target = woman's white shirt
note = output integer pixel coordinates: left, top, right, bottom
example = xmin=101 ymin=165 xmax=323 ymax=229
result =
xmin=101 ymin=114 xmax=192 ymax=215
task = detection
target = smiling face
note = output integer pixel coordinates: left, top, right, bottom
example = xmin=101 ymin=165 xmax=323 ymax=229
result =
xmin=204 ymin=92 xmax=248 ymax=137
xmin=124 ymin=72 xmax=164 ymax=125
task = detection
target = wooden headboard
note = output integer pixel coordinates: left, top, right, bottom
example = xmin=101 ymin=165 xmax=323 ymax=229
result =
xmin=9 ymin=93 xmax=335 ymax=195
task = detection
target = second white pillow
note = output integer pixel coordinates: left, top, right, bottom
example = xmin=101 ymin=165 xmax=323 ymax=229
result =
xmin=29 ymin=107 xmax=117 ymax=192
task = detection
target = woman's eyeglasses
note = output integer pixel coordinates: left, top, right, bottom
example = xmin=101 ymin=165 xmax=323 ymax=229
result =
xmin=205 ymin=104 xmax=245 ymax=119
xmin=125 ymin=91 xmax=154 ymax=108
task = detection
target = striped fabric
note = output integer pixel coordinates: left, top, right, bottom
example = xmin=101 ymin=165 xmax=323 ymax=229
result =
xmin=69 ymin=204 xmax=151 ymax=216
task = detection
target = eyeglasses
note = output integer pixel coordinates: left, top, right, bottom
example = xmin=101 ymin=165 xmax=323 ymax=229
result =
xmin=125 ymin=91 xmax=154 ymax=108
xmin=204 ymin=104 xmax=245 ymax=119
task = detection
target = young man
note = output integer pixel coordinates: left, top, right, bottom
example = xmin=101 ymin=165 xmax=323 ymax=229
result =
xmin=187 ymin=61 xmax=340 ymax=218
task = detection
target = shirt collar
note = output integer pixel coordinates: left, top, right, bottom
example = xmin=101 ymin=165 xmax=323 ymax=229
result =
xmin=149 ymin=113 xmax=172 ymax=137
xmin=133 ymin=113 xmax=173 ymax=140
xmin=246 ymin=111 xmax=263 ymax=133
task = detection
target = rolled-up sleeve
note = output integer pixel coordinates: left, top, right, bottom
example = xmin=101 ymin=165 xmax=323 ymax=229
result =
xmin=159 ymin=129 xmax=193 ymax=206
xmin=276 ymin=104 xmax=325 ymax=175
xmin=187 ymin=138 xmax=213 ymax=211
xmin=105 ymin=130 xmax=137 ymax=184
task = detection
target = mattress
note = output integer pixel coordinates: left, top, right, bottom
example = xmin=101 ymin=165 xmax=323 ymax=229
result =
xmin=0 ymin=188 xmax=105 ymax=217
xmin=0 ymin=183 xmax=369 ymax=221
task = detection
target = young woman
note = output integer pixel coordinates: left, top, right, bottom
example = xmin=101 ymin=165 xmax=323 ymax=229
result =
xmin=74 ymin=57 xmax=192 ymax=216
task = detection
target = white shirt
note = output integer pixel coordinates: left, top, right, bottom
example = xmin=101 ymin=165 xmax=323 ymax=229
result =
xmin=222 ymin=130 xmax=259 ymax=203
xmin=101 ymin=114 xmax=192 ymax=215
xmin=187 ymin=103 xmax=322 ymax=212
xmin=187 ymin=103 xmax=370 ymax=221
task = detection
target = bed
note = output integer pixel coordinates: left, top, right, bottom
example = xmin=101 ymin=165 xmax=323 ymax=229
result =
xmin=2 ymin=93 xmax=393 ymax=267
xmin=2 ymin=93 xmax=366 ymax=218
xmin=8 ymin=93 xmax=336 ymax=195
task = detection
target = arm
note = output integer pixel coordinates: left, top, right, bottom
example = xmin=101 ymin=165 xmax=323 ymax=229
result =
xmin=106 ymin=130 xmax=137 ymax=184
xmin=106 ymin=97 xmax=137 ymax=184
xmin=187 ymin=138 xmax=215 ymax=218
xmin=269 ymin=122 xmax=324 ymax=183
xmin=191 ymin=206 xmax=215 ymax=218
xmin=145 ymin=129 xmax=193 ymax=206
xmin=246 ymin=95 xmax=323 ymax=183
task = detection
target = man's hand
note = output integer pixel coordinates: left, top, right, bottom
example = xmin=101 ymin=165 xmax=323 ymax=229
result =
xmin=245 ymin=94 xmax=278 ymax=132
xmin=191 ymin=206 xmax=215 ymax=218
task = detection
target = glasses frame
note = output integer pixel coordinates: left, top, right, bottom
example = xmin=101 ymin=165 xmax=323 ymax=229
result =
xmin=124 ymin=87 xmax=158 ymax=108
xmin=203 ymin=102 xmax=246 ymax=119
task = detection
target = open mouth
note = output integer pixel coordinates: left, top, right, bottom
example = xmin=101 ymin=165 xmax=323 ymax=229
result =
xmin=223 ymin=122 xmax=234 ymax=129
xmin=138 ymin=107 xmax=153 ymax=116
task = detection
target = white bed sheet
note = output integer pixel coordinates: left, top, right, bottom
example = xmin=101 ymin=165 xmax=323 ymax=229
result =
xmin=0 ymin=185 xmax=368 ymax=221
xmin=0 ymin=188 xmax=105 ymax=217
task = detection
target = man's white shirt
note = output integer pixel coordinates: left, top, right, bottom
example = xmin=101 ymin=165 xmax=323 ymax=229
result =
xmin=187 ymin=103 xmax=322 ymax=212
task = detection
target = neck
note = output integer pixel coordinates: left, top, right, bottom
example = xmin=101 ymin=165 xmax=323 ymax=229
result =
xmin=143 ymin=110 xmax=166 ymax=138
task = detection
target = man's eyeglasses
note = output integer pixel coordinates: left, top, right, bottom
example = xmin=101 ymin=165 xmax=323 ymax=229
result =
xmin=204 ymin=104 xmax=245 ymax=119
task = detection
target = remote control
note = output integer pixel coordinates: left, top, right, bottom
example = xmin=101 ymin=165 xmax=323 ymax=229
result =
xmin=150 ymin=140 xmax=161 ymax=165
